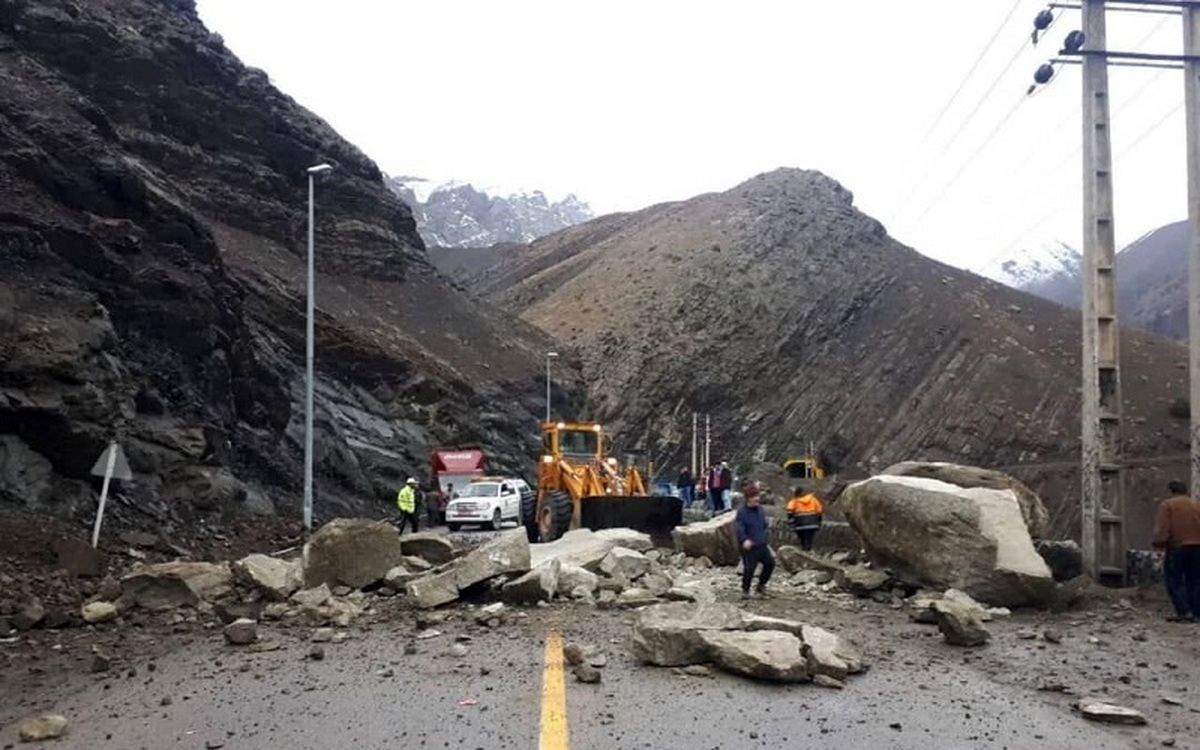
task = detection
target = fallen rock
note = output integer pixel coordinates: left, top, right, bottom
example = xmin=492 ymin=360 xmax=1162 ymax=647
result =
xmin=384 ymin=565 xmax=420 ymax=589
xmin=600 ymin=547 xmax=651 ymax=581
xmin=453 ymin=528 xmax=531 ymax=590
xmin=406 ymin=570 xmax=460 ymax=609
xmin=932 ymin=599 xmax=990 ymax=647
xmin=556 ymin=564 xmax=599 ymax=597
xmin=699 ymin=629 xmax=810 ymax=683
xmin=596 ymin=590 xmax=618 ymax=609
xmin=530 ymin=528 xmax=616 ymax=571
xmin=94 ymin=576 xmax=122 ymax=603
xmin=574 ymin=663 xmax=601 ymax=683
xmin=563 ymin=642 xmax=585 ymax=666
xmin=1077 ymin=699 xmax=1147 ymax=725
xmin=801 ymin=624 xmax=866 ymax=679
xmin=308 ymin=644 xmax=325 ymax=661
xmin=881 ymin=461 xmax=1049 ymax=537
xmin=640 ymin=573 xmax=673 ymax=597
xmin=835 ymin=566 xmax=890 ymax=597
xmin=616 ymin=588 xmax=660 ymax=608
xmin=90 ymin=650 xmax=111 ymax=673
xmin=502 ymin=559 xmax=561 ymax=604
xmin=681 ymin=664 xmax=712 ymax=677
xmin=311 ymin=627 xmax=334 ymax=643
xmin=593 ymin=528 xmax=654 ymax=551
xmin=302 ymin=519 xmax=406 ymax=589
xmin=290 ymin=583 xmax=332 ymax=608
xmin=81 ymin=601 xmax=117 ymax=625
xmin=18 ymin=714 xmax=68 ymax=742
xmin=233 ymin=554 xmax=302 ymax=601
xmin=447 ymin=643 xmax=469 ymax=658
xmin=399 ymin=532 xmax=456 ymax=565
xmin=13 ymin=599 xmax=46 ymax=631
xmin=841 ymin=476 xmax=1054 ymax=607
xmin=403 ymin=555 xmax=434 ymax=572
xmin=1035 ymin=539 xmax=1084 ymax=581
xmin=223 ymin=618 xmax=257 ymax=645
xmin=672 ymin=514 xmax=740 ymax=566
xmin=120 ymin=562 xmax=234 ymax=610
xmin=777 ymin=546 xmax=844 ymax=575
xmin=664 ymin=586 xmax=716 ymax=604
xmin=814 ymin=674 xmax=846 ymax=689
xmin=631 ymin=602 xmax=747 ymax=666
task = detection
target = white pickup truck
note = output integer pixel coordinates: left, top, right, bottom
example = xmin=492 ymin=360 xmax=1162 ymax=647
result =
xmin=445 ymin=478 xmax=532 ymax=531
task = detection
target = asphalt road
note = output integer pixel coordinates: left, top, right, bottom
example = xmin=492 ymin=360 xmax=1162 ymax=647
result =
xmin=3 ymin=580 xmax=1198 ymax=750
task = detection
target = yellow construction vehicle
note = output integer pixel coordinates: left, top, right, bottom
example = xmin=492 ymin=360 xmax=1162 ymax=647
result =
xmin=783 ymin=456 xmax=826 ymax=480
xmin=525 ymin=420 xmax=683 ymax=542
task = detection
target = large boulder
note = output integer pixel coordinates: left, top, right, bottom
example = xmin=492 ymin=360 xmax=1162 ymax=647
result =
xmin=405 ymin=570 xmax=459 ymax=609
xmin=593 ymin=528 xmax=654 ymax=551
xmin=776 ymin=546 xmax=845 ymax=575
xmin=453 ymin=528 xmax=530 ymax=590
xmin=801 ymin=624 xmax=866 ymax=679
xmin=530 ymin=529 xmax=616 ymax=571
xmin=932 ymin=599 xmax=990 ymax=647
xmin=120 ymin=562 xmax=234 ymax=610
xmin=502 ymin=559 xmax=561 ymax=604
xmin=631 ymin=602 xmax=746 ymax=666
xmin=671 ymin=514 xmax=740 ymax=566
xmin=697 ymin=630 xmax=810 ymax=683
xmin=841 ymin=476 xmax=1054 ymax=607
xmin=599 ymin=548 xmax=651 ymax=580
xmin=302 ymin=519 xmax=406 ymax=589
xmin=399 ymin=533 xmax=456 ymax=565
xmin=882 ymin=461 xmax=1048 ymax=538
xmin=233 ymin=554 xmax=303 ymax=601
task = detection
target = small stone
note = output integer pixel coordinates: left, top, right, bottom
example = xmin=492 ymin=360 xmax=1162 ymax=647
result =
xmin=311 ymin=628 xmax=334 ymax=643
xmin=223 ymin=618 xmax=257 ymax=645
xmin=1078 ymin=699 xmax=1147 ymax=725
xmin=681 ymin=664 xmax=712 ymax=677
xmin=1016 ymin=629 xmax=1038 ymax=640
xmin=813 ymin=674 xmax=846 ymax=689
xmin=376 ymin=667 xmax=395 ymax=678
xmin=81 ymin=601 xmax=118 ymax=625
xmin=206 ymin=741 xmax=225 ymax=750
xmin=415 ymin=629 xmax=441 ymax=640
xmin=403 ymin=643 xmax=417 ymax=655
xmin=587 ymin=653 xmax=608 ymax=669
xmin=574 ymin=663 xmax=601 ymax=683
xmin=18 ymin=714 xmax=68 ymax=742
xmin=248 ymin=640 xmax=280 ymax=653
xmin=160 ymin=695 xmax=173 ymax=706
xmin=563 ymin=642 xmax=585 ymax=666
xmin=90 ymin=651 xmax=112 ymax=673
xmin=1043 ymin=629 xmax=1063 ymax=644
xmin=308 ymin=645 xmax=325 ymax=661
xmin=448 ymin=643 xmax=469 ymax=658
xmin=1132 ymin=631 xmax=1148 ymax=642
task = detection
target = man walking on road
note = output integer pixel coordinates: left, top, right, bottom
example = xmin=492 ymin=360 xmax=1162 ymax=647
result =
xmin=1153 ymin=480 xmax=1200 ymax=622
xmin=677 ymin=467 xmax=695 ymax=508
xmin=396 ymin=477 xmax=420 ymax=535
xmin=735 ymin=482 xmax=774 ymax=598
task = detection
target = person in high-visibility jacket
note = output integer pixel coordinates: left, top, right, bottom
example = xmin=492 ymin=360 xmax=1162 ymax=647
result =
xmin=786 ymin=488 xmax=824 ymax=551
xmin=396 ymin=477 xmax=420 ymax=535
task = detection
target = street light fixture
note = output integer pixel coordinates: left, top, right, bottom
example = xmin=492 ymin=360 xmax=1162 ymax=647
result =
xmin=303 ymin=162 xmax=333 ymax=532
xmin=545 ymin=352 xmax=559 ymax=423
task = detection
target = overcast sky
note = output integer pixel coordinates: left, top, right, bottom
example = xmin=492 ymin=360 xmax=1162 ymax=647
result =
xmin=196 ymin=0 xmax=1188 ymax=273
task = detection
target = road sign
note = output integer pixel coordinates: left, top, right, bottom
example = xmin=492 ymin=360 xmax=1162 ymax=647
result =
xmin=90 ymin=442 xmax=132 ymax=481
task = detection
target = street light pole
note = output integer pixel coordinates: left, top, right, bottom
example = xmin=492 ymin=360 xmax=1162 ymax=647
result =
xmin=545 ymin=352 xmax=558 ymax=423
xmin=304 ymin=163 xmax=333 ymax=532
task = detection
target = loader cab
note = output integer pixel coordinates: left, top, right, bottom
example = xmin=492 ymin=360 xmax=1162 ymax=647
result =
xmin=542 ymin=421 xmax=604 ymax=462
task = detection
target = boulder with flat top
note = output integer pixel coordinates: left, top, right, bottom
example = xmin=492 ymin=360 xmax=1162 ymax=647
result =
xmin=302 ymin=519 xmax=406 ymax=589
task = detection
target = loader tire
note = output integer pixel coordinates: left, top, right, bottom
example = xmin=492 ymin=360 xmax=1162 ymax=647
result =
xmin=537 ymin=491 xmax=573 ymax=543
xmin=521 ymin=492 xmax=538 ymax=543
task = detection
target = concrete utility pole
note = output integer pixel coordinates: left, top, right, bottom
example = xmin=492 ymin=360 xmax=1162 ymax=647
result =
xmin=1079 ymin=1 xmax=1127 ymax=583
xmin=691 ymin=412 xmax=698 ymax=476
xmin=704 ymin=414 xmax=711 ymax=469
xmin=545 ymin=351 xmax=559 ymax=423
xmin=1185 ymin=4 xmax=1200 ymax=494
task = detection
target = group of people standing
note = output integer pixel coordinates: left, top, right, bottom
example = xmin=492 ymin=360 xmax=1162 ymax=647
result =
xmin=677 ymin=463 xmax=733 ymax=512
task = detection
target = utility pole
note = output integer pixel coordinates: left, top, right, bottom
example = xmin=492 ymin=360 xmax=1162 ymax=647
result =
xmin=691 ymin=412 xmax=698 ymax=476
xmin=1185 ymin=3 xmax=1200 ymax=494
xmin=704 ymin=414 xmax=711 ymax=469
xmin=303 ymin=162 xmax=333 ymax=532
xmin=1079 ymin=0 xmax=1127 ymax=584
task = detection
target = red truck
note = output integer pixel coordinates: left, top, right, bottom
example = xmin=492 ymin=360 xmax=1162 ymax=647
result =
xmin=429 ymin=449 xmax=487 ymax=525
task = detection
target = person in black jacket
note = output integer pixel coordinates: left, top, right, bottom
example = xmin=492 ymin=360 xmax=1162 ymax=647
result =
xmin=735 ymin=482 xmax=774 ymax=598
xmin=677 ymin=468 xmax=695 ymax=507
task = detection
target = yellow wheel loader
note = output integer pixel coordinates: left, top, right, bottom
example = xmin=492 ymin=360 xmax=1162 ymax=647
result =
xmin=525 ymin=421 xmax=683 ymax=543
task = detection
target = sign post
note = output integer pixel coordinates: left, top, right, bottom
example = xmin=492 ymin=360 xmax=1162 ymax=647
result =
xmin=90 ymin=442 xmax=132 ymax=548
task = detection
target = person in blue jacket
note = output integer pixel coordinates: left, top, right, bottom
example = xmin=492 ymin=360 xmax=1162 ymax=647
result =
xmin=735 ymin=482 xmax=774 ymax=598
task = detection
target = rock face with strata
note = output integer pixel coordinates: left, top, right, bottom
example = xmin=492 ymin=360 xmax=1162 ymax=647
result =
xmin=841 ymin=476 xmax=1054 ymax=607
xmin=302 ymin=519 xmax=406 ymax=589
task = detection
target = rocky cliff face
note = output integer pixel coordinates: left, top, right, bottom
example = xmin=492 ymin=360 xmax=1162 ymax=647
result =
xmin=387 ymin=178 xmax=593 ymax=248
xmin=464 ymin=169 xmax=1189 ymax=545
xmin=0 ymin=0 xmax=575 ymax=533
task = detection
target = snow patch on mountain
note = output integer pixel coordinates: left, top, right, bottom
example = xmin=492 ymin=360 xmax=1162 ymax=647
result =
xmin=977 ymin=241 xmax=1081 ymax=290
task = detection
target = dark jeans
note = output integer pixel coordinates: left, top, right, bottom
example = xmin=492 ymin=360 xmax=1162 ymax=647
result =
xmin=397 ymin=511 xmax=419 ymax=535
xmin=680 ymin=485 xmax=695 ymax=507
xmin=1164 ymin=545 xmax=1200 ymax=617
xmin=741 ymin=545 xmax=775 ymax=592
xmin=710 ymin=488 xmax=725 ymax=512
xmin=796 ymin=528 xmax=818 ymax=551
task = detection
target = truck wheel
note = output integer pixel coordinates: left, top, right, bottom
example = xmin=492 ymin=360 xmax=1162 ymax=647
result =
xmin=537 ymin=491 xmax=573 ymax=543
xmin=521 ymin=492 xmax=539 ymax=542
xmin=490 ymin=508 xmax=503 ymax=531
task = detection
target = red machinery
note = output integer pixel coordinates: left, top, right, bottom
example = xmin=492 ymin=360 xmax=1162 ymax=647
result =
xmin=429 ymin=449 xmax=486 ymax=524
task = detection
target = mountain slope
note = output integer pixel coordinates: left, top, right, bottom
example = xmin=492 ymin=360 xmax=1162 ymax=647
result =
xmin=0 ymin=0 xmax=573 ymax=531
xmin=1002 ymin=221 xmax=1191 ymax=341
xmin=387 ymin=177 xmax=593 ymax=248
xmin=467 ymin=169 xmax=1188 ymax=545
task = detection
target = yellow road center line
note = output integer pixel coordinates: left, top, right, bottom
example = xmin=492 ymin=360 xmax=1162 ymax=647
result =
xmin=539 ymin=629 xmax=569 ymax=750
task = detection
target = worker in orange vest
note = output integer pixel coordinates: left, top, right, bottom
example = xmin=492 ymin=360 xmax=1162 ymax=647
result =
xmin=786 ymin=488 xmax=824 ymax=551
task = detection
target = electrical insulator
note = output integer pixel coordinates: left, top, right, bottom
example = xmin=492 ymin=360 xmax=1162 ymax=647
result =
xmin=1034 ymin=63 xmax=1055 ymax=85
xmin=1034 ymin=10 xmax=1054 ymax=31
xmin=1064 ymin=30 xmax=1086 ymax=53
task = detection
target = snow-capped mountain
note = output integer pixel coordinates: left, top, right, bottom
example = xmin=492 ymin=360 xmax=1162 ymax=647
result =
xmin=978 ymin=241 xmax=1081 ymax=292
xmin=387 ymin=176 xmax=593 ymax=248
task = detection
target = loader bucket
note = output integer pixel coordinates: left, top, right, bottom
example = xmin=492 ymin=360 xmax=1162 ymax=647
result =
xmin=579 ymin=495 xmax=683 ymax=536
